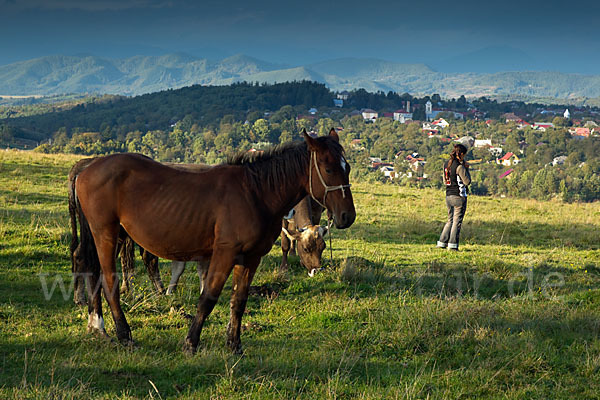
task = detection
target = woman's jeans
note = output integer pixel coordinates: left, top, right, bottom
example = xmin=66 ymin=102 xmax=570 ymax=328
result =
xmin=437 ymin=195 xmax=467 ymax=250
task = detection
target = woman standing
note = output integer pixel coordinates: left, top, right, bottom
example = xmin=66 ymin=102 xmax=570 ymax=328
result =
xmin=437 ymin=143 xmax=471 ymax=251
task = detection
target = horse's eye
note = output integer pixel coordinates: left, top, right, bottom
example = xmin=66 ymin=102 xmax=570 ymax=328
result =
xmin=325 ymin=169 xmax=332 ymax=174
xmin=303 ymin=247 xmax=310 ymax=253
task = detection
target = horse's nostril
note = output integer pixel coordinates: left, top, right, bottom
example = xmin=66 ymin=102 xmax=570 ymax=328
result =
xmin=340 ymin=212 xmax=347 ymax=225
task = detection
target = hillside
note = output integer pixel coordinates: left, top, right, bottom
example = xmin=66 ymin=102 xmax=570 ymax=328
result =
xmin=2 ymin=149 xmax=600 ymax=398
xmin=2 ymin=54 xmax=600 ymax=99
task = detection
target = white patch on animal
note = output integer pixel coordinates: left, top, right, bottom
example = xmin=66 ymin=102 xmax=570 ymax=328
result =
xmin=88 ymin=312 xmax=105 ymax=331
xmin=167 ymin=261 xmax=186 ymax=295
xmin=340 ymin=157 xmax=347 ymax=172
xmin=284 ymin=209 xmax=295 ymax=220
xmin=301 ymin=228 xmax=313 ymax=241
xmin=318 ymin=226 xmax=325 ymax=237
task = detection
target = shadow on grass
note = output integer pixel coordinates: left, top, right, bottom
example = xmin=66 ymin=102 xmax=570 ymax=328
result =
xmin=270 ymin=256 xmax=600 ymax=303
xmin=0 ymin=272 xmax=76 ymax=312
xmin=0 ymin=189 xmax=66 ymax=205
xmin=3 ymin=302 xmax=600 ymax=399
xmin=348 ymin=219 xmax=600 ymax=250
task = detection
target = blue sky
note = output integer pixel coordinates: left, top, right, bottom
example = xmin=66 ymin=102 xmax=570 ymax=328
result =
xmin=1 ymin=0 xmax=599 ymax=73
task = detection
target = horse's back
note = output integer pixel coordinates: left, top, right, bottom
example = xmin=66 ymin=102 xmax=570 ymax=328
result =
xmin=75 ymin=153 xmax=256 ymax=261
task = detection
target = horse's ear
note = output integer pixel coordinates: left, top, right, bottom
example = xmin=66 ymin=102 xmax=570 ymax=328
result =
xmin=318 ymin=225 xmax=329 ymax=237
xmin=329 ymin=128 xmax=339 ymax=142
xmin=303 ymin=129 xmax=318 ymax=151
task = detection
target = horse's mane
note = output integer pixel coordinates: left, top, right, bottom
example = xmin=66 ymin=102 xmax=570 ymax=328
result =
xmin=227 ymin=137 xmax=344 ymax=192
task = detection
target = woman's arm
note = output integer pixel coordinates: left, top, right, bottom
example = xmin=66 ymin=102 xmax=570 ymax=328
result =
xmin=457 ymin=164 xmax=471 ymax=186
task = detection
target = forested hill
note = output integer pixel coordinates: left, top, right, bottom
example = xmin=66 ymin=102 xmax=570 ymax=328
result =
xmin=1 ymin=82 xmax=334 ymax=141
xmin=2 ymin=54 xmax=600 ymax=99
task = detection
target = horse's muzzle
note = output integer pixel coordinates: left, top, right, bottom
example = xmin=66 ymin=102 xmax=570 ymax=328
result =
xmin=334 ymin=211 xmax=356 ymax=229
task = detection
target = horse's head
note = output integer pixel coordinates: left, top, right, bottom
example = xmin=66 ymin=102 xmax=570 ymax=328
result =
xmin=292 ymin=225 xmax=328 ymax=276
xmin=304 ymin=128 xmax=356 ymax=229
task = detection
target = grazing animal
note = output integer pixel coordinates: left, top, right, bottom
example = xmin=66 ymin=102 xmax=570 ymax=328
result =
xmin=280 ymin=196 xmax=327 ymax=276
xmin=74 ymin=129 xmax=355 ymax=353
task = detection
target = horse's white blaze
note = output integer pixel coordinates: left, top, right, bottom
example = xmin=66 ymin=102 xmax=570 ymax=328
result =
xmin=88 ymin=312 xmax=105 ymax=331
xmin=340 ymin=157 xmax=347 ymax=172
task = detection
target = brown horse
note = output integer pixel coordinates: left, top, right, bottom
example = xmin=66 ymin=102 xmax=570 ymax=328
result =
xmin=74 ymin=129 xmax=355 ymax=353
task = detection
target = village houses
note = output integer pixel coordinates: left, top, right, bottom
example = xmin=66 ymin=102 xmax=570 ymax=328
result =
xmin=361 ymin=109 xmax=378 ymax=121
xmin=497 ymin=152 xmax=520 ymax=166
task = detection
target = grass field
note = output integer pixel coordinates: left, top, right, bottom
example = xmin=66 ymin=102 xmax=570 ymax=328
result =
xmin=1 ymin=149 xmax=600 ymax=399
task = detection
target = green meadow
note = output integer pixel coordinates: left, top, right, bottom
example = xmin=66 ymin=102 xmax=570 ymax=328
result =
xmin=1 ymin=149 xmax=600 ymax=399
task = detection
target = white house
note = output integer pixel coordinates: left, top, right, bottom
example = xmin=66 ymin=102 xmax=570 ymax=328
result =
xmin=552 ymin=155 xmax=567 ymax=166
xmin=489 ymin=147 xmax=503 ymax=157
xmin=564 ymin=109 xmax=570 ymax=119
xmin=362 ymin=109 xmax=378 ymax=121
xmin=533 ymin=122 xmax=554 ymax=131
xmin=393 ymin=110 xmax=413 ymax=123
xmin=497 ymin=152 xmax=520 ymax=166
xmin=432 ymin=118 xmax=449 ymax=128
xmin=337 ymin=91 xmax=349 ymax=100
xmin=474 ymin=139 xmax=492 ymax=148
xmin=380 ymin=166 xmax=396 ymax=179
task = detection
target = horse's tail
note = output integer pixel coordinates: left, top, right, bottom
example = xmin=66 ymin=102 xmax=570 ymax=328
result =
xmin=68 ymin=158 xmax=98 ymax=305
xmin=68 ymin=168 xmax=80 ymax=274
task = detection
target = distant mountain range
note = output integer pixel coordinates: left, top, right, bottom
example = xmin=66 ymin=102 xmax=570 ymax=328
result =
xmin=1 ymin=53 xmax=600 ymax=99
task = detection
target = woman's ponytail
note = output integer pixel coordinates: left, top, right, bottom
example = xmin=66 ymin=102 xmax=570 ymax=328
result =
xmin=447 ymin=144 xmax=468 ymax=169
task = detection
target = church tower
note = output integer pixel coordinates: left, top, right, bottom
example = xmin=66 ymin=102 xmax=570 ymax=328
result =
xmin=425 ymin=101 xmax=432 ymax=121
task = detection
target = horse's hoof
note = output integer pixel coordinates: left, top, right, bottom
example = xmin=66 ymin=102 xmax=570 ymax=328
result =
xmin=183 ymin=339 xmax=197 ymax=355
xmin=87 ymin=327 xmax=111 ymax=341
xmin=73 ymin=298 xmax=87 ymax=307
xmin=73 ymin=291 xmax=87 ymax=306
xmin=119 ymin=336 xmax=137 ymax=348
xmin=231 ymin=344 xmax=244 ymax=355
xmin=227 ymin=339 xmax=243 ymax=355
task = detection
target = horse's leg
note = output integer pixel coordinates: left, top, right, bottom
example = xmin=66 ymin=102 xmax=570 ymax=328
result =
xmin=141 ymin=247 xmax=165 ymax=294
xmin=167 ymin=261 xmax=186 ymax=295
xmin=197 ymin=258 xmax=209 ymax=293
xmin=119 ymin=233 xmax=135 ymax=294
xmin=184 ymin=248 xmax=236 ymax=354
xmin=77 ymin=213 xmax=106 ymax=335
xmin=85 ymin=260 xmax=106 ymax=337
xmin=280 ymin=231 xmax=290 ymax=271
xmin=95 ymin=225 xmax=132 ymax=343
xmin=226 ymin=257 xmax=259 ymax=354
xmin=77 ymin=240 xmax=106 ymax=336
xmin=72 ymin=244 xmax=87 ymax=305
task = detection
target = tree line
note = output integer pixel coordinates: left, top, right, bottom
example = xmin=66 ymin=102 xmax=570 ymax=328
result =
xmin=1 ymin=81 xmax=599 ymax=201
